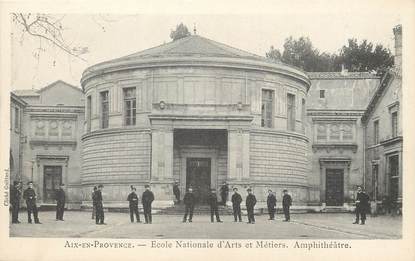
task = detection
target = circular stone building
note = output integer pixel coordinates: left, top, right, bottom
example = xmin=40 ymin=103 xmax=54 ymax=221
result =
xmin=80 ymin=35 xmax=311 ymax=208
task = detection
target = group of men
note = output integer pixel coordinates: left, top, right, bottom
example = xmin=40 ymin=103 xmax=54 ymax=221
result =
xmin=9 ymin=181 xmax=66 ymax=224
xmin=180 ymin=185 xmax=293 ymax=224
xmin=91 ymin=184 xmax=155 ymax=225
xmin=10 ymin=180 xmax=371 ymax=226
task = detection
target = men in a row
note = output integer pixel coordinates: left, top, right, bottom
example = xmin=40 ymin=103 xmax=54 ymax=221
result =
xmin=246 ymin=188 xmax=257 ymax=224
xmin=231 ymin=187 xmax=242 ymax=222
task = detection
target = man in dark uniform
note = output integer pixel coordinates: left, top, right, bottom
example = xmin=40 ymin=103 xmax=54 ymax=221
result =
xmin=220 ymin=182 xmax=229 ymax=205
xmin=23 ymin=181 xmax=41 ymax=224
xmin=353 ymin=186 xmax=370 ymax=225
xmin=267 ymin=189 xmax=277 ymax=220
xmin=173 ymin=181 xmax=181 ymax=204
xmin=231 ymin=187 xmax=242 ymax=222
xmin=182 ymin=187 xmax=196 ymax=222
xmin=55 ymin=183 xmax=66 ymax=221
xmin=91 ymin=186 xmax=97 ymax=219
xmin=142 ymin=184 xmax=154 ymax=224
xmin=282 ymin=189 xmax=292 ymax=222
xmin=246 ymin=188 xmax=257 ymax=224
xmin=208 ymin=188 xmax=223 ymax=223
xmin=95 ymin=184 xmax=106 ymax=225
xmin=10 ymin=181 xmax=22 ymax=224
xmin=127 ymin=186 xmax=141 ymax=223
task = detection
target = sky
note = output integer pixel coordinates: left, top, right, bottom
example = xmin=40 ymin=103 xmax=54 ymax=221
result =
xmin=10 ymin=11 xmax=402 ymax=90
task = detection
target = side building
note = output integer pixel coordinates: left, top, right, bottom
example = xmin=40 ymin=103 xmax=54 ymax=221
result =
xmin=11 ymin=80 xmax=84 ymax=209
xmin=362 ymin=25 xmax=402 ymax=211
xmin=306 ymin=71 xmax=380 ymax=209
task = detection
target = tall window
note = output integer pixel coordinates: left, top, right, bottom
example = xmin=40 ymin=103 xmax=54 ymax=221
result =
xmin=100 ymin=91 xmax=109 ymax=129
xmin=373 ymin=120 xmax=379 ymax=144
xmin=287 ymin=93 xmax=296 ymax=131
xmin=124 ymin=87 xmax=136 ymax=126
xmin=391 ymin=112 xmax=398 ymax=137
xmin=371 ymin=164 xmax=379 ymax=200
xmin=261 ymin=89 xmax=274 ymax=128
xmin=14 ymin=107 xmax=19 ymax=131
xmin=319 ymin=90 xmax=325 ymax=98
xmin=86 ymin=96 xmax=92 ymax=132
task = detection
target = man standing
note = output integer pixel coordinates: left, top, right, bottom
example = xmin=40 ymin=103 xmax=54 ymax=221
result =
xmin=282 ymin=189 xmax=292 ymax=222
xmin=91 ymin=186 xmax=97 ymax=219
xmin=95 ymin=184 xmax=105 ymax=225
xmin=353 ymin=186 xmax=370 ymax=225
xmin=55 ymin=184 xmax=66 ymax=221
xmin=127 ymin=186 xmax=141 ymax=223
xmin=142 ymin=184 xmax=154 ymax=224
xmin=10 ymin=181 xmax=22 ymax=224
xmin=246 ymin=188 xmax=257 ymax=224
xmin=23 ymin=181 xmax=41 ymax=224
xmin=267 ymin=189 xmax=277 ymax=220
xmin=231 ymin=187 xmax=242 ymax=222
xmin=220 ymin=182 xmax=229 ymax=205
xmin=207 ymin=188 xmax=223 ymax=223
xmin=173 ymin=181 xmax=181 ymax=204
xmin=182 ymin=187 xmax=196 ymax=222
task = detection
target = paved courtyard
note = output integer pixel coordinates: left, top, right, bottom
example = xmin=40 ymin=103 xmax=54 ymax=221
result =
xmin=9 ymin=211 xmax=401 ymax=239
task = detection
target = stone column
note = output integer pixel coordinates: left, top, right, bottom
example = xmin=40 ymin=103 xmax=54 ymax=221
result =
xmin=151 ymin=128 xmax=174 ymax=181
xmin=227 ymin=129 xmax=250 ymax=182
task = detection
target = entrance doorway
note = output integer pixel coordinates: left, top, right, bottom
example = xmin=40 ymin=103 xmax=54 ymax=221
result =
xmin=186 ymin=158 xmax=211 ymax=204
xmin=388 ymin=155 xmax=399 ymax=202
xmin=43 ymin=165 xmax=62 ymax=203
xmin=326 ymin=169 xmax=344 ymax=206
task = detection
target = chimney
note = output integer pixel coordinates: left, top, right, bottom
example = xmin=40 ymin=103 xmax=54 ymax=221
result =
xmin=393 ymin=24 xmax=402 ymax=72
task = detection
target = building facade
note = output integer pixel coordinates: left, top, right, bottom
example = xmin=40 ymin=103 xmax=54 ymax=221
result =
xmin=362 ymin=25 xmax=403 ymax=207
xmin=10 ymin=27 xmax=403 ymax=210
xmin=11 ymin=81 xmax=84 ymax=208
xmin=80 ymin=35 xmax=310 ymax=208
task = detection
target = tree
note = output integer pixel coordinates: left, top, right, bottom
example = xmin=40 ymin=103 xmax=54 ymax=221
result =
xmin=265 ymin=46 xmax=282 ymax=61
xmin=338 ymin=39 xmax=393 ymax=72
xmin=266 ymin=36 xmax=393 ymax=73
xmin=170 ymin=23 xmax=191 ymax=41
xmin=266 ymin=36 xmax=336 ymax=72
xmin=12 ymin=13 xmax=89 ymax=61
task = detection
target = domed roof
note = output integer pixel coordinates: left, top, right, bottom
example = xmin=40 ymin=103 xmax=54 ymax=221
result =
xmin=81 ymin=34 xmax=310 ymax=88
xmin=122 ymin=35 xmax=264 ymax=61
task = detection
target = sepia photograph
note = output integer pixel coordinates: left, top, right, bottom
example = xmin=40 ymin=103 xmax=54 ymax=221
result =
xmin=1 ymin=1 xmax=414 ymax=260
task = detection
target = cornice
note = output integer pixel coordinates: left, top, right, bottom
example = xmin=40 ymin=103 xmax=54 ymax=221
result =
xmin=312 ymin=143 xmax=358 ymax=153
xmin=81 ymin=56 xmax=311 ymax=91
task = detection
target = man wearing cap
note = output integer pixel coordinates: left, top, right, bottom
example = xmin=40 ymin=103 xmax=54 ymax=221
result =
xmin=282 ymin=189 xmax=292 ymax=222
xmin=91 ymin=186 xmax=97 ymax=219
xmin=23 ymin=181 xmax=41 ymax=224
xmin=10 ymin=181 xmax=22 ymax=224
xmin=267 ymin=189 xmax=277 ymax=220
xmin=231 ymin=187 xmax=242 ymax=222
xmin=207 ymin=188 xmax=223 ymax=223
xmin=182 ymin=187 xmax=196 ymax=222
xmin=142 ymin=184 xmax=154 ymax=224
xmin=55 ymin=183 xmax=66 ymax=221
xmin=220 ymin=182 xmax=229 ymax=205
xmin=246 ymin=188 xmax=257 ymax=224
xmin=353 ymin=186 xmax=370 ymax=225
xmin=95 ymin=184 xmax=105 ymax=225
xmin=173 ymin=181 xmax=181 ymax=204
xmin=127 ymin=186 xmax=141 ymax=223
